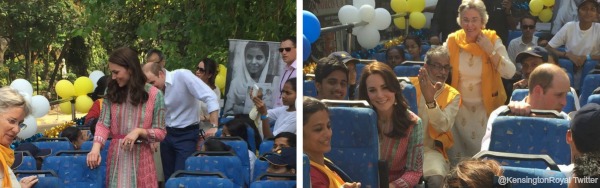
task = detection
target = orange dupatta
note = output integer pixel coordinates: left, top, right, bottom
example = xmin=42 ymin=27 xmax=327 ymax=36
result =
xmin=446 ymin=29 xmax=507 ymax=116
xmin=310 ymin=159 xmax=344 ymax=188
xmin=0 ymin=145 xmax=15 ymax=187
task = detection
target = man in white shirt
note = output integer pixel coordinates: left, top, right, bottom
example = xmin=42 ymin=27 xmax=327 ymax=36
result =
xmin=142 ymin=62 xmax=219 ymax=180
xmin=276 ymin=36 xmax=296 ymax=107
xmin=507 ymin=16 xmax=539 ymax=66
xmin=481 ymin=63 xmax=571 ymax=151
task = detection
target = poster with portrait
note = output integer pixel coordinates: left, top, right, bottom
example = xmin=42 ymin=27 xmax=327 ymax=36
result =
xmin=223 ymin=39 xmax=283 ymax=115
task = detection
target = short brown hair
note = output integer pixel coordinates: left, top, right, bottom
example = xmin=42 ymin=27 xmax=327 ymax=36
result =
xmin=445 ymin=159 xmax=503 ymax=188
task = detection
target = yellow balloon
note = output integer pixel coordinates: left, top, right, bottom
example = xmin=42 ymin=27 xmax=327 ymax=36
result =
xmin=409 ymin=12 xmax=426 ymax=29
xmin=529 ymin=0 xmax=543 ymax=13
xmin=59 ymin=101 xmax=72 ymax=114
xmin=55 ymin=80 xmax=75 ymax=98
xmin=539 ymin=8 xmax=553 ymax=23
xmin=215 ymin=73 xmax=226 ymax=95
xmin=407 ymin=0 xmax=425 ymax=12
xmin=394 ymin=17 xmax=406 ymax=29
xmin=74 ymin=77 xmax=94 ymax=96
xmin=391 ymin=0 xmax=409 ymax=13
xmin=75 ymin=95 xmax=93 ymax=113
xmin=530 ymin=10 xmax=540 ymax=16
xmin=543 ymin=0 xmax=555 ymax=6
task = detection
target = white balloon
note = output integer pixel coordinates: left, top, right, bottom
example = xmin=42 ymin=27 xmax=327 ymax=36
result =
xmin=338 ymin=5 xmax=360 ymax=24
xmin=357 ymin=24 xmax=380 ymax=49
xmin=10 ymin=79 xmax=33 ymax=96
xmin=17 ymin=115 xmax=37 ymax=139
xmin=359 ymin=5 xmax=375 ymax=23
xmin=352 ymin=26 xmax=364 ymax=36
xmin=353 ymin=0 xmax=376 ymax=7
xmin=89 ymin=70 xmax=105 ymax=89
xmin=373 ymin=8 xmax=392 ymax=30
xmin=31 ymin=95 xmax=50 ymax=118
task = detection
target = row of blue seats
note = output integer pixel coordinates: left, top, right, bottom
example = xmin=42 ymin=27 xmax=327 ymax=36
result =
xmin=304 ymin=103 xmax=572 ymax=187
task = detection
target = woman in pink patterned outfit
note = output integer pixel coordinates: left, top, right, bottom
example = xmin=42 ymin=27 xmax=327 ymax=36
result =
xmin=86 ymin=47 xmax=166 ymax=188
xmin=358 ymin=62 xmax=424 ymax=188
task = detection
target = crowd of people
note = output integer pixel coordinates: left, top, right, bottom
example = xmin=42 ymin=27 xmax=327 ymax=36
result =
xmin=306 ymin=0 xmax=600 ymax=187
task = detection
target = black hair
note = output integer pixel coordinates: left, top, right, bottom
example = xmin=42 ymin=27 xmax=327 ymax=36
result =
xmin=385 ymin=45 xmax=406 ymax=67
xmin=285 ymin=77 xmax=297 ymax=92
xmin=274 ymin=132 xmax=297 ymax=147
xmin=200 ymin=57 xmax=219 ymax=89
xmin=106 ymin=47 xmax=149 ymax=105
xmin=302 ymin=96 xmax=329 ymax=125
xmin=203 ymin=139 xmax=232 ymax=152
xmin=224 ymin=117 xmax=262 ymax=150
xmin=281 ymin=36 xmax=296 ymax=47
xmin=404 ymin=35 xmax=422 ymax=48
xmin=61 ymin=126 xmax=81 ymax=143
xmin=573 ymin=151 xmax=600 ymax=188
xmin=520 ymin=15 xmax=537 ymax=24
xmin=314 ymin=57 xmax=349 ymax=84
xmin=91 ymin=75 xmax=108 ymax=101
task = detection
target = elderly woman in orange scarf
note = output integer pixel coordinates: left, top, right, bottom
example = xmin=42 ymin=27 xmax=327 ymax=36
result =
xmin=0 ymin=87 xmax=39 ymax=187
xmin=444 ymin=0 xmax=516 ymax=165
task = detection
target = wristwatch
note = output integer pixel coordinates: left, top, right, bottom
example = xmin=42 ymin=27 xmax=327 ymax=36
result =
xmin=260 ymin=114 xmax=269 ymax=120
xmin=426 ymin=101 xmax=437 ymax=109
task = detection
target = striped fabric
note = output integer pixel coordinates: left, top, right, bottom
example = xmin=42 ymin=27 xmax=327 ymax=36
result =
xmin=380 ymin=111 xmax=423 ymax=188
xmin=94 ymin=84 xmax=166 ymax=188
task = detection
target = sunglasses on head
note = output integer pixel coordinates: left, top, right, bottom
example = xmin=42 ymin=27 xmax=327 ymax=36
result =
xmin=279 ymin=47 xmax=292 ymax=53
xmin=521 ymin=25 xmax=535 ymax=30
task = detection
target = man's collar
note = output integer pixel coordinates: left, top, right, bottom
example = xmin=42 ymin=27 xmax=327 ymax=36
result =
xmin=164 ymin=69 xmax=173 ymax=86
xmin=287 ymin=60 xmax=297 ymax=69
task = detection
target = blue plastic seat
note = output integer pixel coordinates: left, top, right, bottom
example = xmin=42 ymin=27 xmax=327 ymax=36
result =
xmin=587 ymin=94 xmax=600 ymax=105
xmin=250 ymin=180 xmax=296 ymax=188
xmin=32 ymin=141 xmax=73 ymax=156
xmin=42 ymin=155 xmax=106 ymax=187
xmin=303 ymin=80 xmax=317 ymax=97
xmin=356 ymin=63 xmax=366 ymax=83
xmin=508 ymin=30 xmax=523 ymax=43
xmin=325 ymin=107 xmax=380 ymax=187
xmin=403 ymin=83 xmax=419 ymax=114
xmin=185 ymin=155 xmax=244 ymax=188
xmin=393 ymin=65 xmax=421 ymax=77
xmin=252 ymin=159 xmax=269 ymax=182
xmin=14 ymin=170 xmax=61 ymax=188
xmin=208 ymin=137 xmax=252 ymax=186
xmin=488 ymin=116 xmax=570 ymax=168
xmin=580 ymin=74 xmax=600 ymax=106
xmin=258 ymin=140 xmax=274 ymax=156
xmin=165 ymin=171 xmax=235 ymax=188
xmin=13 ymin=151 xmax=37 ymax=171
xmin=303 ymin=154 xmax=310 ymax=188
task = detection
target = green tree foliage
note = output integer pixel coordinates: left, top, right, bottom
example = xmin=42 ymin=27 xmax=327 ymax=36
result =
xmin=0 ymin=0 xmax=295 ymax=92
xmin=82 ymin=0 xmax=296 ymax=70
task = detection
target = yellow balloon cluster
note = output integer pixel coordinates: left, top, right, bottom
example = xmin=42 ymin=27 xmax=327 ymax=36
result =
xmin=215 ymin=64 xmax=228 ymax=96
xmin=390 ymin=0 xmax=426 ymax=29
xmin=56 ymin=77 xmax=97 ymax=114
xmin=384 ymin=36 xmax=405 ymax=49
xmin=55 ymin=80 xmax=75 ymax=98
xmin=59 ymin=101 xmax=72 ymax=114
xmin=43 ymin=121 xmax=75 ymax=138
xmin=530 ymin=0 xmax=554 ymax=23
xmin=74 ymin=77 xmax=94 ymax=96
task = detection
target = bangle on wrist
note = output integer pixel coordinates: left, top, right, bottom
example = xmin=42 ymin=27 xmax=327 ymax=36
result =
xmin=260 ymin=114 xmax=268 ymax=120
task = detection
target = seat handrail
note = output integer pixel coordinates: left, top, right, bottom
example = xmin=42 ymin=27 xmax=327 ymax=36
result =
xmin=35 ymin=137 xmax=70 ymax=142
xmin=473 ymin=150 xmax=560 ymax=171
xmin=170 ymin=170 xmax=226 ymax=179
xmin=191 ymin=150 xmax=236 ymax=157
xmin=14 ymin=170 xmax=58 ymax=177
xmin=54 ymin=150 xmax=91 ymax=156
xmin=498 ymin=108 xmax=562 ymax=118
xmin=321 ymin=99 xmax=370 ymax=107
xmin=256 ymin=172 xmax=296 ymax=181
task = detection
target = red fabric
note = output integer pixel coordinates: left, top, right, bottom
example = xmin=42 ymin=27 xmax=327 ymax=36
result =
xmin=84 ymin=100 xmax=102 ymax=125
xmin=310 ymin=164 xmax=330 ymax=188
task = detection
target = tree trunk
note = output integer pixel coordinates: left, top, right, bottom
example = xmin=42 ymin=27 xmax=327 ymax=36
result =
xmin=47 ymin=40 xmax=71 ymax=95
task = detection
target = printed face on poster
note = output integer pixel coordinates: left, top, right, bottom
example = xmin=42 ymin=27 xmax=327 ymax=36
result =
xmin=223 ymin=39 xmax=283 ymax=115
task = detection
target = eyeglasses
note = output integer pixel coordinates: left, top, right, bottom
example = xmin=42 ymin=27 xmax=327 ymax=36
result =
xmin=196 ymin=67 xmax=206 ymax=74
xmin=521 ymin=25 xmax=535 ymax=30
xmin=19 ymin=123 xmax=27 ymax=131
xmin=278 ymin=47 xmax=293 ymax=53
xmin=429 ymin=63 xmax=452 ymax=72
